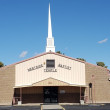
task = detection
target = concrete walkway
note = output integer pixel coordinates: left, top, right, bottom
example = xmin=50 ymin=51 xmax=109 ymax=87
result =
xmin=42 ymin=104 xmax=63 ymax=110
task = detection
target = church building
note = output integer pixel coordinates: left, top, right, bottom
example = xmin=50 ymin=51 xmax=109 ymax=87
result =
xmin=0 ymin=4 xmax=110 ymax=105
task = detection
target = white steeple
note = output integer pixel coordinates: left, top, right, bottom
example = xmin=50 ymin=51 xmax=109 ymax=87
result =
xmin=48 ymin=3 xmax=52 ymax=38
xmin=46 ymin=3 xmax=55 ymax=52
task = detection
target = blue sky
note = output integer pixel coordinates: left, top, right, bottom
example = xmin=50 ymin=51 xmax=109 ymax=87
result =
xmin=0 ymin=0 xmax=110 ymax=69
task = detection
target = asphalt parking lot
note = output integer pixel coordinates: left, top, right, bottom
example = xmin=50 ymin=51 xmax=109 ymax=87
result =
xmin=0 ymin=104 xmax=110 ymax=110
xmin=62 ymin=104 xmax=110 ymax=110
xmin=0 ymin=106 xmax=41 ymax=110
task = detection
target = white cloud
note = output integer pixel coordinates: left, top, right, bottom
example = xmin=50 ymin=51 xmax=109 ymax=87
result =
xmin=98 ymin=38 xmax=108 ymax=44
xmin=19 ymin=51 xmax=28 ymax=58
xmin=34 ymin=52 xmax=39 ymax=56
xmin=65 ymin=47 xmax=68 ymax=50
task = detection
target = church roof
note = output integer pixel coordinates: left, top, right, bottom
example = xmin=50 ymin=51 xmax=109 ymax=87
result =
xmin=0 ymin=51 xmax=109 ymax=72
xmin=0 ymin=52 xmax=84 ymax=71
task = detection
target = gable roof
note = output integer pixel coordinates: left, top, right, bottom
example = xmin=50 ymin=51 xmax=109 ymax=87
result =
xmin=0 ymin=51 xmax=109 ymax=72
xmin=14 ymin=77 xmax=87 ymax=88
xmin=15 ymin=51 xmax=85 ymax=64
xmin=32 ymin=77 xmax=70 ymax=86
xmin=0 ymin=51 xmax=85 ymax=70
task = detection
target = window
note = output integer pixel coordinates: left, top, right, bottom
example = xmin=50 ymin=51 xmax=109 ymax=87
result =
xmin=46 ymin=60 xmax=55 ymax=68
xmin=89 ymin=83 xmax=92 ymax=88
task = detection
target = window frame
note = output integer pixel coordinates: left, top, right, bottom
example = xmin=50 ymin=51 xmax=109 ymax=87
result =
xmin=46 ymin=59 xmax=55 ymax=68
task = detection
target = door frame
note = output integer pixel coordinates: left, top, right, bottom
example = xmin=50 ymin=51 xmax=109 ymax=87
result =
xmin=43 ymin=86 xmax=58 ymax=103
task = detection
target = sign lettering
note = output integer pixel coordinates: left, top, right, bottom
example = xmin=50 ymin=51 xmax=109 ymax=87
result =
xmin=44 ymin=68 xmax=57 ymax=72
xmin=27 ymin=64 xmax=43 ymax=72
xmin=58 ymin=64 xmax=71 ymax=70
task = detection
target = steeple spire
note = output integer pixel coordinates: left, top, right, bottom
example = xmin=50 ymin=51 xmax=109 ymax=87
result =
xmin=46 ymin=3 xmax=55 ymax=52
xmin=48 ymin=3 xmax=52 ymax=38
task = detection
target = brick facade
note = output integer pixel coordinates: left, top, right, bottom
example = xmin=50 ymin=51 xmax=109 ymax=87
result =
xmin=85 ymin=63 xmax=110 ymax=103
xmin=0 ymin=53 xmax=110 ymax=105
xmin=14 ymin=86 xmax=83 ymax=103
xmin=0 ymin=65 xmax=15 ymax=105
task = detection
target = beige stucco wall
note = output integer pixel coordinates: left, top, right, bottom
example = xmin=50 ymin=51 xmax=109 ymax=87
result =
xmin=15 ymin=53 xmax=85 ymax=87
xmin=0 ymin=65 xmax=15 ymax=105
xmin=85 ymin=63 xmax=110 ymax=103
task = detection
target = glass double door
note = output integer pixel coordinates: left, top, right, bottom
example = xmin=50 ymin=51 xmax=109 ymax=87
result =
xmin=43 ymin=87 xmax=58 ymax=103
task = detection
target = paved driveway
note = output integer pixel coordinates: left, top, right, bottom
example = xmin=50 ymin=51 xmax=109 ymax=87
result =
xmin=0 ymin=104 xmax=110 ymax=110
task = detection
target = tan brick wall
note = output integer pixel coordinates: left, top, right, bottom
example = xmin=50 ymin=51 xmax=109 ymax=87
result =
xmin=0 ymin=65 xmax=15 ymax=105
xmin=85 ymin=63 xmax=110 ymax=103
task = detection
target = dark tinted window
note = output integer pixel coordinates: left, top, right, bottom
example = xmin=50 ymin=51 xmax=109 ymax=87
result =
xmin=46 ymin=60 xmax=55 ymax=68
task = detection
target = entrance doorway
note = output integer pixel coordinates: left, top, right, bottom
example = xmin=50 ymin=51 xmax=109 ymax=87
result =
xmin=43 ymin=87 xmax=58 ymax=103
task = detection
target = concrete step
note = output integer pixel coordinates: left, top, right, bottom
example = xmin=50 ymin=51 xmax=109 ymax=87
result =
xmin=42 ymin=104 xmax=63 ymax=110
